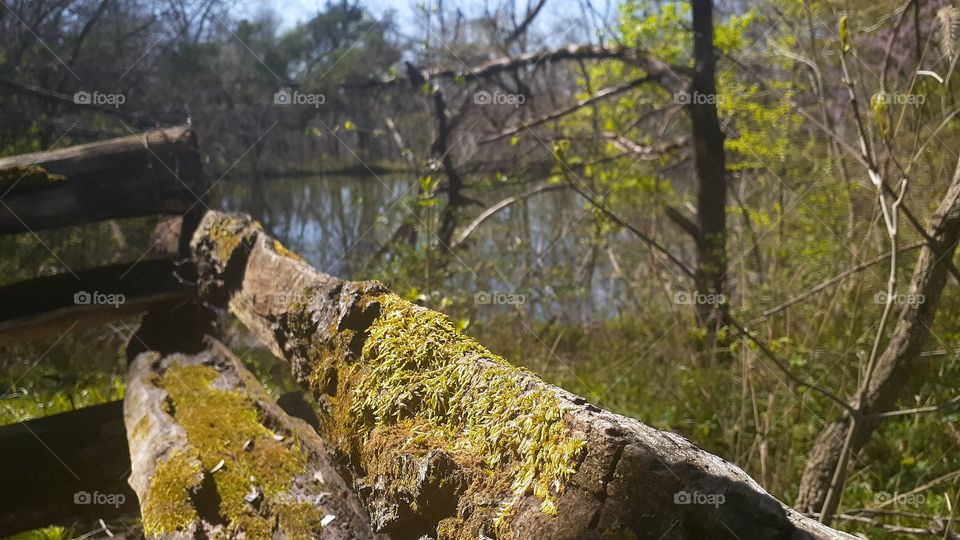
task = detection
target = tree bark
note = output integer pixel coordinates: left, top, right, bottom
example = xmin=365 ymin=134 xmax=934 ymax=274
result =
xmin=187 ymin=210 xmax=852 ymax=540
xmin=124 ymin=334 xmax=376 ymax=539
xmin=795 ymin=159 xmax=960 ymax=513
xmin=690 ymin=0 xmax=729 ymax=329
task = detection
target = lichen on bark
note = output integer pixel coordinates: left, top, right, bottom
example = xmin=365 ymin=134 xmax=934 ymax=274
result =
xmin=0 ymin=165 xmax=66 ymax=194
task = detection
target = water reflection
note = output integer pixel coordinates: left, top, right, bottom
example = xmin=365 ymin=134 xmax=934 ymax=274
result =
xmin=216 ymin=174 xmax=415 ymax=277
xmin=214 ymin=174 xmax=652 ymax=321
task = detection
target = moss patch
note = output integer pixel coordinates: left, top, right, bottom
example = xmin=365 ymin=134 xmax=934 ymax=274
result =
xmin=142 ymin=450 xmax=204 ymax=535
xmin=202 ymin=214 xmax=261 ymax=266
xmin=271 ymin=238 xmax=305 ymax=263
xmin=143 ymin=363 xmax=324 ymax=537
xmin=343 ymin=294 xmax=585 ymax=533
xmin=0 ymin=165 xmax=66 ymax=194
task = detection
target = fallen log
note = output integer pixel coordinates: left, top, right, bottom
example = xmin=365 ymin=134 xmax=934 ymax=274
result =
xmin=0 ymin=402 xmax=138 ymax=536
xmin=0 ymin=126 xmax=205 ymax=235
xmin=125 ymin=334 xmax=376 ymax=539
xmin=188 ymin=210 xmax=854 ymax=540
xmin=0 ymin=258 xmax=192 ymax=345
xmin=0 ymin=216 xmax=194 ymax=345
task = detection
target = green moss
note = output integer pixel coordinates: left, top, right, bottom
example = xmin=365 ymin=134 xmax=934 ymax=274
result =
xmin=276 ymin=501 xmax=326 ymax=538
xmin=271 ymin=237 xmax=305 ymax=262
xmin=203 ymin=215 xmax=261 ymax=265
xmin=143 ymin=363 xmax=323 ymax=537
xmin=347 ymin=294 xmax=585 ymax=531
xmin=143 ymin=450 xmax=203 ymax=535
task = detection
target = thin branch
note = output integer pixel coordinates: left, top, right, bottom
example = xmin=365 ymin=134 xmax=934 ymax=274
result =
xmin=751 ymin=241 xmax=925 ymax=325
xmin=565 ymin=180 xmax=697 ymax=280
xmin=505 ymin=0 xmax=548 ymax=43
xmin=452 ymin=183 xmax=567 ymax=248
xmin=480 ymin=77 xmax=658 ymax=144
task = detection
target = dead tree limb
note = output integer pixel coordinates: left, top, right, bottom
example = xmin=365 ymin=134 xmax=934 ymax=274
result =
xmin=0 ymin=126 xmax=205 ymax=235
xmin=452 ymin=184 xmax=567 ymax=248
xmin=187 ymin=210 xmax=852 ymax=540
xmin=124 ymin=335 xmax=376 ymax=539
xmin=479 ymin=78 xmax=659 ymax=144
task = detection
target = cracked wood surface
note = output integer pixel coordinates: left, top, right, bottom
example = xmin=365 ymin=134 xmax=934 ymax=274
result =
xmin=189 ymin=210 xmax=853 ymax=540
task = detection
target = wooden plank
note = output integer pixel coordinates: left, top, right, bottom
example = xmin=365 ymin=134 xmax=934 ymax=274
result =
xmin=0 ymin=126 xmax=206 ymax=235
xmin=0 ymin=402 xmax=137 ymax=536
xmin=188 ymin=210 xmax=854 ymax=540
xmin=125 ymin=334 xmax=377 ymax=539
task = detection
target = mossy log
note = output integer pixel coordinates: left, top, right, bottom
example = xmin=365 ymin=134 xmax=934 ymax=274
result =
xmin=124 ymin=336 xmax=377 ymax=539
xmin=186 ymin=210 xmax=853 ymax=540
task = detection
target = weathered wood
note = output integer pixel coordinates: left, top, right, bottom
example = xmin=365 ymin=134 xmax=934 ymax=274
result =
xmin=189 ymin=210 xmax=854 ymax=540
xmin=0 ymin=402 xmax=138 ymax=536
xmin=0 ymin=258 xmax=192 ymax=345
xmin=0 ymin=126 xmax=205 ymax=235
xmin=125 ymin=334 xmax=376 ymax=539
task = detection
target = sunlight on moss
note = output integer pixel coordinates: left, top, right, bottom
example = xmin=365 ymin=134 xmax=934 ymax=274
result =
xmin=143 ymin=363 xmax=323 ymax=537
xmin=143 ymin=449 xmax=203 ymax=535
xmin=349 ymin=294 xmax=585 ymax=528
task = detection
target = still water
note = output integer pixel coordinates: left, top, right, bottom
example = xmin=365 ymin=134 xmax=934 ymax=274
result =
xmin=214 ymin=174 xmax=642 ymax=322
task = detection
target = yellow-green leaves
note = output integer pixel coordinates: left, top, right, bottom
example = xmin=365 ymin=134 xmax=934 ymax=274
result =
xmin=839 ymin=15 xmax=850 ymax=52
xmin=871 ymin=92 xmax=890 ymax=140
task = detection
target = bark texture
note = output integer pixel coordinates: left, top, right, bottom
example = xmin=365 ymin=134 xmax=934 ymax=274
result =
xmin=795 ymin=164 xmax=960 ymax=513
xmin=188 ymin=210 xmax=853 ymax=540
xmin=124 ymin=335 xmax=376 ymax=539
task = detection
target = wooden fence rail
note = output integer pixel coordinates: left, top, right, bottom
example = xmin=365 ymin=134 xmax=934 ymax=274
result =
xmin=0 ymin=126 xmax=204 ymax=235
xmin=0 ymin=129 xmax=854 ymax=539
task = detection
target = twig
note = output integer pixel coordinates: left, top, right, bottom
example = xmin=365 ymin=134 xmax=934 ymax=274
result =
xmin=751 ymin=241 xmax=924 ymax=325
xmin=452 ymin=184 xmax=567 ymax=248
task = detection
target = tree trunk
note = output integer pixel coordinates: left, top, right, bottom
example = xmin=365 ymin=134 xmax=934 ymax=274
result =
xmin=690 ymin=0 xmax=728 ymax=329
xmin=187 ymin=210 xmax=852 ymax=540
xmin=795 ymin=159 xmax=960 ymax=513
xmin=124 ymin=334 xmax=376 ymax=539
